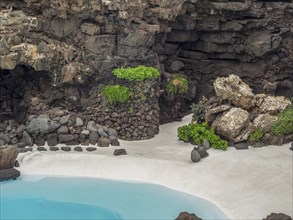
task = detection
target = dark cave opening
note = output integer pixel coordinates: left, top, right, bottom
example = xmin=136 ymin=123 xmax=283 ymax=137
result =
xmin=0 ymin=65 xmax=52 ymax=123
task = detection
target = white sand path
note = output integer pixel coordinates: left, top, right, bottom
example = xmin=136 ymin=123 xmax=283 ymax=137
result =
xmin=17 ymin=115 xmax=293 ymax=219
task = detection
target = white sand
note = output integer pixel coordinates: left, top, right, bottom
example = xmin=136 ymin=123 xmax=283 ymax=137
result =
xmin=17 ymin=115 xmax=293 ymax=219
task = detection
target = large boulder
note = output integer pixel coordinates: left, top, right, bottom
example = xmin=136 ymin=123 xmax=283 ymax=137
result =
xmin=253 ymin=114 xmax=278 ymax=133
xmin=191 ymin=147 xmax=201 ymax=163
xmin=263 ymin=213 xmax=292 ymax=220
xmin=26 ymin=114 xmax=61 ymax=135
xmin=0 ymin=145 xmax=18 ymax=169
xmin=0 ymin=168 xmax=20 ymax=181
xmin=212 ymin=107 xmax=253 ymax=143
xmin=176 ymin=212 xmax=202 ymax=220
xmin=255 ymin=94 xmax=291 ymax=115
xmin=205 ymin=104 xmax=231 ymax=123
xmin=214 ymin=74 xmax=255 ymax=110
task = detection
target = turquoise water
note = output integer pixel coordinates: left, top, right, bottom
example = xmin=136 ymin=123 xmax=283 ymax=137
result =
xmin=0 ymin=176 xmax=229 ymax=220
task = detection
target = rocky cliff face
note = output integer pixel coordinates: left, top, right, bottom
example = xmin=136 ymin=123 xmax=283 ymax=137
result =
xmin=0 ymin=0 xmax=292 ymax=131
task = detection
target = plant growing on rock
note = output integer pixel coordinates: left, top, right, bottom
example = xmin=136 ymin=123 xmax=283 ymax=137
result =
xmin=166 ymin=75 xmax=189 ymax=98
xmin=270 ymin=105 xmax=293 ymax=136
xmin=177 ymin=122 xmax=228 ymax=151
xmin=102 ymin=85 xmax=132 ymax=104
xmin=191 ymin=96 xmax=223 ymax=123
xmin=113 ymin=65 xmax=160 ymax=81
xmin=249 ymin=129 xmax=264 ymax=142
xmin=191 ymin=100 xmax=206 ymax=123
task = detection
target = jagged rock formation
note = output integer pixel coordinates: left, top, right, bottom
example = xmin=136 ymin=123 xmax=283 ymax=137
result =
xmin=176 ymin=212 xmax=202 ymax=220
xmin=198 ymin=74 xmax=291 ymax=144
xmin=1 ymin=0 xmax=293 ymax=140
xmin=263 ymin=213 xmax=292 ymax=220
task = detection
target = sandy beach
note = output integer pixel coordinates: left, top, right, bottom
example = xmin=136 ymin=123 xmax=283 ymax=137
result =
xmin=17 ymin=115 xmax=293 ymax=219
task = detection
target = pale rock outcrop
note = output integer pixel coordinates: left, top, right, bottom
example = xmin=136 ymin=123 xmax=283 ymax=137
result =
xmin=256 ymin=95 xmax=291 ymax=115
xmin=206 ymin=75 xmax=292 ymax=143
xmin=253 ymin=114 xmax=278 ymax=133
xmin=0 ymin=145 xmax=18 ymax=169
xmin=205 ymin=104 xmax=231 ymax=123
xmin=212 ymin=107 xmax=253 ymax=142
xmin=214 ymin=75 xmax=255 ymax=110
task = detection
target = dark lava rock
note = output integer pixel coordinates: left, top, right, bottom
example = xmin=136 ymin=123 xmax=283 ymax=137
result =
xmin=98 ymin=137 xmax=111 ymax=147
xmin=234 ymin=142 xmax=249 ymax=150
xmin=261 ymin=133 xmax=274 ymax=145
xmin=21 ymin=131 xmax=33 ymax=146
xmin=34 ymin=137 xmax=46 ymax=146
xmin=37 ymin=147 xmax=47 ymax=151
xmin=89 ymin=132 xmax=99 ymax=145
xmin=16 ymin=142 xmax=26 ymax=148
xmin=49 ymin=146 xmax=59 ymax=151
xmin=111 ymin=138 xmax=120 ymax=146
xmin=14 ymin=160 xmax=19 ymax=167
xmin=26 ymin=115 xmax=61 ymax=134
xmin=59 ymin=134 xmax=74 ymax=143
xmin=284 ymin=134 xmax=293 ymax=144
xmin=197 ymin=146 xmax=209 ymax=158
xmin=0 ymin=168 xmax=21 ymax=181
xmin=47 ymin=133 xmax=58 ymax=146
xmin=191 ymin=147 xmax=201 ymax=163
xmin=86 ymin=147 xmax=96 ymax=152
xmin=114 ymin=149 xmax=127 ymax=156
xmin=263 ymin=213 xmax=292 ymax=220
xmin=61 ymin=146 xmax=71 ymax=152
xmin=57 ymin=126 xmax=69 ymax=134
xmin=108 ymin=128 xmax=118 ymax=137
xmin=252 ymin=142 xmax=265 ymax=148
xmin=176 ymin=211 xmax=202 ymax=220
xmin=18 ymin=147 xmax=33 ymax=153
xmin=0 ymin=134 xmax=11 ymax=144
xmin=98 ymin=127 xmax=108 ymax=137
xmin=16 ymin=125 xmax=26 ymax=138
xmin=74 ymin=146 xmax=83 ymax=152
xmin=271 ymin=136 xmax=284 ymax=146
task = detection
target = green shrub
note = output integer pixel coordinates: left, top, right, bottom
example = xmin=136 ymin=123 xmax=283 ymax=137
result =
xmin=113 ymin=65 xmax=160 ymax=81
xmin=102 ymin=85 xmax=132 ymax=104
xmin=177 ymin=122 xmax=228 ymax=151
xmin=270 ymin=106 xmax=293 ymax=136
xmin=166 ymin=75 xmax=189 ymax=97
xmin=249 ymin=129 xmax=264 ymax=142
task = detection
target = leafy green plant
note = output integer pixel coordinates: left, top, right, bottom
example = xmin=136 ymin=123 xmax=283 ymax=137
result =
xmin=177 ymin=122 xmax=228 ymax=151
xmin=113 ymin=65 xmax=160 ymax=81
xmin=166 ymin=75 xmax=189 ymax=97
xmin=270 ymin=106 xmax=293 ymax=136
xmin=102 ymin=85 xmax=132 ymax=104
xmin=249 ymin=129 xmax=264 ymax=142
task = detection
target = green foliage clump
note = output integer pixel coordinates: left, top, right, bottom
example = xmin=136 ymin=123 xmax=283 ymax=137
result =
xmin=249 ymin=129 xmax=264 ymax=142
xmin=177 ymin=122 xmax=228 ymax=151
xmin=102 ymin=85 xmax=132 ymax=104
xmin=113 ymin=65 xmax=160 ymax=81
xmin=166 ymin=75 xmax=189 ymax=97
xmin=270 ymin=106 xmax=293 ymax=136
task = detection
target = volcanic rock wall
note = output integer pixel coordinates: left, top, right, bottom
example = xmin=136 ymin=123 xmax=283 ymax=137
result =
xmin=0 ymin=0 xmax=292 ymax=142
